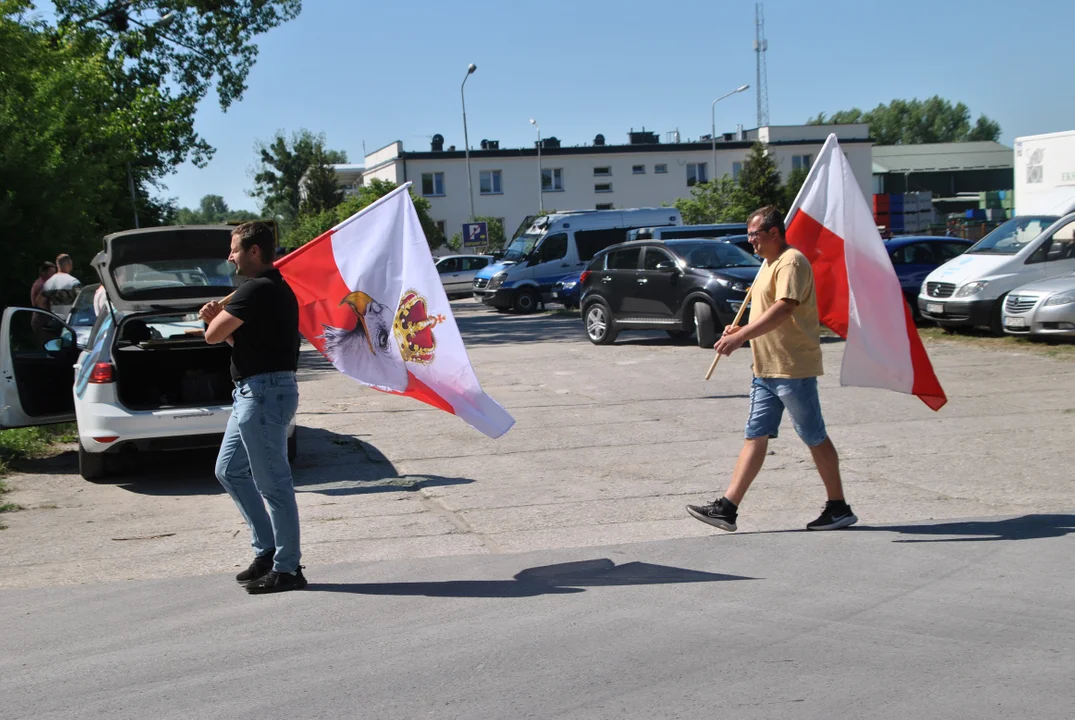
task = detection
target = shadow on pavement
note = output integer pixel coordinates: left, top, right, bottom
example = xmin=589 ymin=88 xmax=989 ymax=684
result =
xmin=306 ymin=558 xmax=754 ymax=598
xmin=82 ymin=427 xmax=475 ymax=498
xmin=454 ymin=306 xmax=583 ymax=346
xmin=869 ymin=514 xmax=1075 ymax=543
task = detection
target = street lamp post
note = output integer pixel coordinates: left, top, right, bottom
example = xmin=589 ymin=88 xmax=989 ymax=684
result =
xmin=530 ymin=119 xmax=543 ymax=213
xmin=711 ymin=84 xmax=750 ymax=182
xmin=461 ymin=63 xmax=477 ymax=222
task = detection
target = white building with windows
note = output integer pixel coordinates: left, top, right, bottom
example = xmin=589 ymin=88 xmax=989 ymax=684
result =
xmin=354 ymin=124 xmax=873 ymax=242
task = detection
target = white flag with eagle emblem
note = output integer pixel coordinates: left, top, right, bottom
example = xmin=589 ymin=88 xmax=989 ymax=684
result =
xmin=275 ymin=184 xmax=515 ymax=438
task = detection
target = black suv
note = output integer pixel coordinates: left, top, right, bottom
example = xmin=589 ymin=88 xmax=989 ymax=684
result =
xmin=578 ymin=238 xmax=760 ymax=347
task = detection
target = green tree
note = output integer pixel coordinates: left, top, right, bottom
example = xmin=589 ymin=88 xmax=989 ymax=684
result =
xmin=737 ymin=142 xmax=783 ymax=209
xmin=674 ymin=177 xmax=753 ymax=224
xmin=174 ymin=194 xmax=259 ymax=224
xmin=252 ymin=129 xmax=347 ymax=225
xmin=282 ymin=179 xmax=442 ymax=252
xmin=781 ymin=166 xmax=811 ymax=212
xmin=809 ymin=96 xmax=1001 ymax=144
xmin=299 ymin=144 xmax=344 ymax=215
xmin=470 ymin=216 xmax=505 ymax=253
xmin=0 ymin=1 xmax=301 ymax=309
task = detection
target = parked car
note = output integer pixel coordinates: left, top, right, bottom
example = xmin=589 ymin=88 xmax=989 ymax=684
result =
xmin=919 ymin=214 xmax=1075 ymax=333
xmin=473 ymin=208 xmax=682 ymax=314
xmin=579 ymin=238 xmax=760 ymax=347
xmin=551 ymin=272 xmax=581 ymax=310
xmin=1001 ymin=273 xmax=1075 ymax=338
xmin=883 ymin=236 xmax=974 ymax=320
xmin=0 ymin=225 xmax=296 ymax=481
xmin=435 ymin=254 xmax=493 ymax=298
xmin=722 ymin=234 xmax=756 ymax=256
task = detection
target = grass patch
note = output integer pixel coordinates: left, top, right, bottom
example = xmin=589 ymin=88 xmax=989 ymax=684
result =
xmin=0 ymin=502 xmax=23 ymax=513
xmin=917 ymin=327 xmax=1075 ymax=360
xmin=0 ymin=423 xmax=77 ymax=477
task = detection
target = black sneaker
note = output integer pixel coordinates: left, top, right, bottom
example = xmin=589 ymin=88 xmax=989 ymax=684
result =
xmin=245 ymin=566 xmax=308 ymax=595
xmin=686 ymin=499 xmax=738 ymax=532
xmin=235 ymin=553 xmax=275 ymax=584
xmin=806 ymin=502 xmax=858 ymax=531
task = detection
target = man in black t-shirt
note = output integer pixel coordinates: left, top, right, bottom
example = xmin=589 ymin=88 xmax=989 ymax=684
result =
xmin=199 ymin=222 xmax=306 ymax=595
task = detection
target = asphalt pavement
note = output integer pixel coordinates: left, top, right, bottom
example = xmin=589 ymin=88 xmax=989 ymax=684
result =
xmin=2 ymin=514 xmax=1072 ymax=720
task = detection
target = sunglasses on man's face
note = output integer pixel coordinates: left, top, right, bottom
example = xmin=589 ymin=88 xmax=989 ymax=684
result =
xmin=747 ymin=227 xmax=773 ymax=239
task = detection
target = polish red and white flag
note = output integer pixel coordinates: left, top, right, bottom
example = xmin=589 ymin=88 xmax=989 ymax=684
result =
xmin=786 ymin=134 xmax=947 ymax=411
xmin=275 ymin=184 xmax=515 ymax=437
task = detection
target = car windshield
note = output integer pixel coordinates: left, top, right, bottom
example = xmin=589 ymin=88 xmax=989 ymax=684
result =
xmin=669 ymin=241 xmax=762 ymax=269
xmin=965 ymin=216 xmax=1059 ymax=255
xmin=68 ymin=284 xmax=100 ymax=325
xmin=502 ymin=233 xmax=542 ymax=261
xmin=112 ymin=259 xmax=239 ymax=297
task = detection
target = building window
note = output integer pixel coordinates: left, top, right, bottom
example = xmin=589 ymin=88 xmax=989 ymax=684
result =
xmin=654 ymin=163 xmax=668 ymax=174
xmin=792 ymin=154 xmax=812 ymax=171
xmin=632 ymin=164 xmax=646 ymax=174
xmin=593 ymin=166 xmax=612 ymax=177
xmin=421 ymin=172 xmax=445 ymax=196
xmin=595 ymin=203 xmax=614 ymax=210
xmin=479 ymin=169 xmax=502 ymax=195
xmin=687 ymin=162 xmax=708 ymax=186
xmin=435 ymin=220 xmax=446 ymax=237
xmin=732 ymin=162 xmax=743 ymax=181
xmin=594 ymin=183 xmax=613 ymax=193
xmin=542 ymin=168 xmax=564 ymax=192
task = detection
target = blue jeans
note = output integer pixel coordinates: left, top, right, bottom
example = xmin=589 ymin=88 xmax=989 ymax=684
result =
xmin=215 ymin=371 xmax=301 ymax=573
xmin=744 ymin=376 xmax=828 ymax=447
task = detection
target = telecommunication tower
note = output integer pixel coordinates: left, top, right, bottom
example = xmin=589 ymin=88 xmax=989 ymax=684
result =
xmin=754 ymin=3 xmax=770 ymax=127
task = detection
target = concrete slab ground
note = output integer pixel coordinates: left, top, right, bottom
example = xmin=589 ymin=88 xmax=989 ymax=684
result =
xmin=1 ymin=300 xmax=1073 ymax=588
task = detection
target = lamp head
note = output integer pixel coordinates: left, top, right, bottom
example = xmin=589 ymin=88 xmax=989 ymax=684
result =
xmin=467 ymin=63 xmax=477 ymax=74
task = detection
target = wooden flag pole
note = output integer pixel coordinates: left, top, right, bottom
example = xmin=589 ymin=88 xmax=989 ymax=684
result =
xmin=218 ymin=291 xmax=237 ymax=308
xmin=705 ymin=284 xmax=753 ymax=380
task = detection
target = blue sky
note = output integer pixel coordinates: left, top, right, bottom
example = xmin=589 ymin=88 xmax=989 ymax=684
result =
xmin=161 ymin=0 xmax=1074 ymax=212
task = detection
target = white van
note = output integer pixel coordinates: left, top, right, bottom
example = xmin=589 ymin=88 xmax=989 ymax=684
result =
xmin=918 ymin=212 xmax=1075 ymax=333
xmin=472 ymin=208 xmax=681 ymax=313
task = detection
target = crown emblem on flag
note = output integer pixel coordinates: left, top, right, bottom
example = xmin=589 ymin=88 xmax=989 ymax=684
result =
xmin=394 ymin=289 xmax=444 ymax=364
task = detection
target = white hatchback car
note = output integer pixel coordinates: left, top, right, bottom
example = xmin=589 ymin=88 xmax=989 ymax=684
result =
xmin=435 ymin=254 xmax=494 ymax=298
xmin=0 ymin=225 xmax=296 ymax=481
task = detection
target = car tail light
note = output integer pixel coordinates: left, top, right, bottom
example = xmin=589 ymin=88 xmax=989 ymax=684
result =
xmin=579 ymin=270 xmax=591 ymax=284
xmin=89 ymin=362 xmax=115 ymax=384
xmin=92 ymin=436 xmax=119 ymax=444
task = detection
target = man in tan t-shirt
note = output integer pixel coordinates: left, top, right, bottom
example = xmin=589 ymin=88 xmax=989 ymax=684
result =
xmin=687 ymin=206 xmax=858 ymax=532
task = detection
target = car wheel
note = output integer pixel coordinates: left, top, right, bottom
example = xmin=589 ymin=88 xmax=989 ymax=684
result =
xmin=287 ymin=431 xmax=297 ymax=463
xmin=694 ymin=302 xmax=717 ymax=348
xmin=989 ymin=295 xmax=1007 ymax=336
xmin=78 ymin=442 xmax=109 ymax=482
xmin=513 ymin=289 xmax=540 ymax=314
xmin=584 ymin=302 xmax=618 ymax=345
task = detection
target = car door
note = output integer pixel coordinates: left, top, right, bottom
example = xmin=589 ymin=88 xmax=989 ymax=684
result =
xmin=0 ymin=308 xmax=79 ymax=428
xmin=531 ymin=233 xmax=571 ymax=293
xmin=460 ymin=256 xmax=489 ymax=289
xmin=635 ymin=247 xmax=680 ymax=319
xmin=436 ymin=257 xmax=464 ymax=293
xmin=602 ymin=246 xmax=643 ymax=316
xmin=889 ymin=242 xmax=937 ymax=296
xmin=1023 ymin=216 xmax=1075 ymax=281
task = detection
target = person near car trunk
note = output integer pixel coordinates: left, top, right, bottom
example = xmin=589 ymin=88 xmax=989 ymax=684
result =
xmin=199 ymin=222 xmax=305 ymax=594
xmin=686 ymin=206 xmax=858 ymax=533
xmin=31 ymin=261 xmax=57 ymax=307
xmin=39 ymin=254 xmax=81 ymax=319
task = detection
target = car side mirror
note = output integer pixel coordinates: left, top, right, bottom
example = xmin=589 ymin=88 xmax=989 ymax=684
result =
xmin=44 ymin=338 xmax=63 ymax=353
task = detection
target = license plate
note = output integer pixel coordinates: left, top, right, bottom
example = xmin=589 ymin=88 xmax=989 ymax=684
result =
xmin=926 ymin=303 xmax=944 ymax=315
xmin=1005 ymin=316 xmax=1027 ymax=328
xmin=551 ymin=291 xmax=559 ymax=298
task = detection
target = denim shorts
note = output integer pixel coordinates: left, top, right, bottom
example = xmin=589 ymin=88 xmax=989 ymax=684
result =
xmin=744 ymin=376 xmax=828 ymax=447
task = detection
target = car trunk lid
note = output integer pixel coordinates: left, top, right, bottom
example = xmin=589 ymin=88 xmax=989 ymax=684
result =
xmin=93 ymin=226 xmax=242 ymax=312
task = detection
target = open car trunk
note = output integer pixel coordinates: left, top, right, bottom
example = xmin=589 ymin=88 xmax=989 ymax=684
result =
xmin=113 ymin=313 xmax=233 ymax=411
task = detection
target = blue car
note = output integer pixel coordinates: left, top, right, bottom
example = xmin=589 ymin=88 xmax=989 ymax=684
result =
xmin=551 ymin=272 xmax=582 ymax=310
xmin=884 ymin=236 xmax=974 ymax=319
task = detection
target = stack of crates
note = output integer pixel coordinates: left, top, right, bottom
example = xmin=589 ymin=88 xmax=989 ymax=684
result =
xmin=873 ymin=194 xmax=890 ymax=229
xmin=889 ymin=193 xmax=906 ymax=232
xmin=979 ymin=190 xmax=1014 ymax=221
